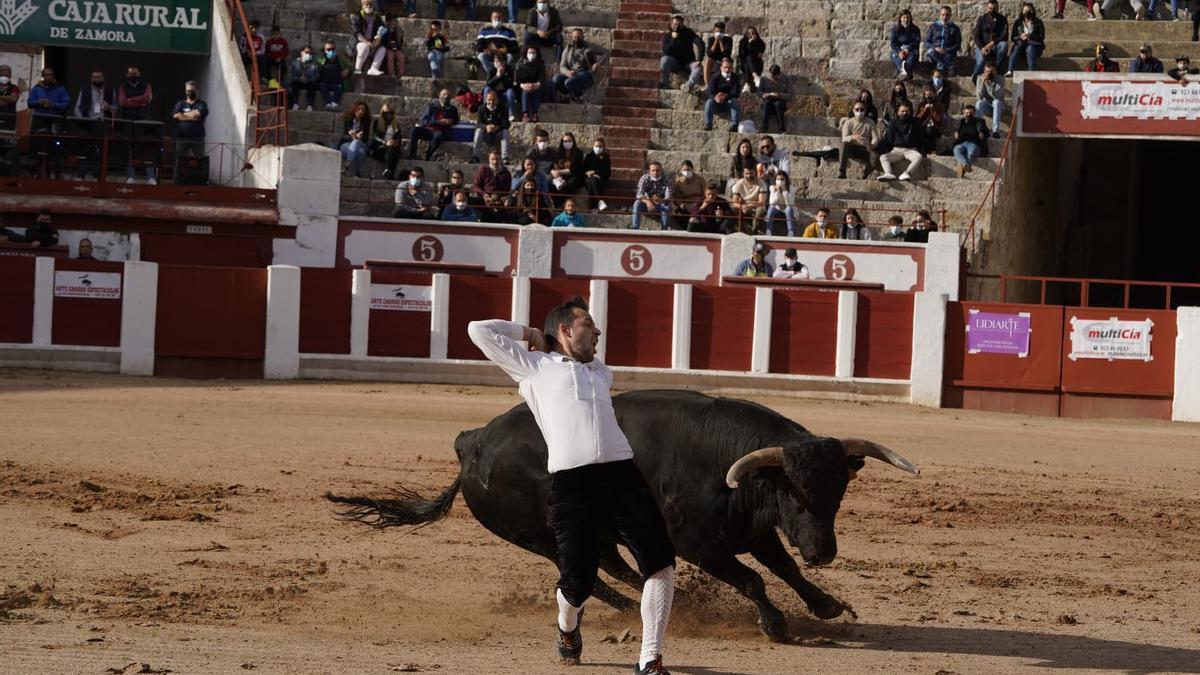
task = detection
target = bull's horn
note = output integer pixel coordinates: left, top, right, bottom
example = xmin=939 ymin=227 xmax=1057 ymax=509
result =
xmin=725 ymin=447 xmax=785 ymax=489
xmin=842 ymin=438 xmax=920 ymax=475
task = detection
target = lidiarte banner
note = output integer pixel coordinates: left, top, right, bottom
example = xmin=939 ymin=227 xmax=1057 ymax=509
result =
xmin=0 ymin=0 xmax=211 ymax=54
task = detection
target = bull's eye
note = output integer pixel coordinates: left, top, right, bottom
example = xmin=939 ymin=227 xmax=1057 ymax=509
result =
xmin=846 ymin=456 xmax=865 ymax=471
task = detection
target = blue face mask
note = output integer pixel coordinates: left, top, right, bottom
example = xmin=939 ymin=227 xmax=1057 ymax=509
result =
xmin=325 ymin=49 xmax=336 ymax=58
xmin=932 ymin=77 xmax=943 ymax=87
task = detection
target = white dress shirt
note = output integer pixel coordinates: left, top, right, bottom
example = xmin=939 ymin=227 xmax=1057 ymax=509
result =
xmin=467 ymin=319 xmax=634 ymax=473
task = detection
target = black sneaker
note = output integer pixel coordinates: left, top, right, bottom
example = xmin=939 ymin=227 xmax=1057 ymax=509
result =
xmin=557 ymin=608 xmax=583 ymax=664
xmin=635 ymin=656 xmax=670 ymax=674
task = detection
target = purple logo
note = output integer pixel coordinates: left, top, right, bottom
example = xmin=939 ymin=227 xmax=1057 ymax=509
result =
xmin=966 ymin=310 xmax=1031 ymax=357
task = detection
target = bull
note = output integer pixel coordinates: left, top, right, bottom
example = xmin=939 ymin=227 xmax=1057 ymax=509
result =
xmin=327 ymin=389 xmax=918 ymax=642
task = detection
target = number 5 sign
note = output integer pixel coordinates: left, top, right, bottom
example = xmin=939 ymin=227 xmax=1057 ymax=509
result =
xmin=823 ymin=254 xmax=856 ymax=281
xmin=412 ymin=235 xmax=444 ymax=262
xmin=620 ymin=244 xmax=653 ymax=276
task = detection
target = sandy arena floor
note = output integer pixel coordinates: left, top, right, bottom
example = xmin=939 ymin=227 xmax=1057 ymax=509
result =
xmin=2 ymin=368 xmax=1199 ymax=674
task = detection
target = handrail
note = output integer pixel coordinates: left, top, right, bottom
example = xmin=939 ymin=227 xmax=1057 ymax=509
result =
xmin=993 ymin=273 xmax=1200 ymax=310
xmin=964 ymin=95 xmax=1021 ymax=256
xmin=224 ymin=0 xmax=288 ymax=147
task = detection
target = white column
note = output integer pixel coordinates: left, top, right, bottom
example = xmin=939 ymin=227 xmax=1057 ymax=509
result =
xmin=1172 ymin=306 xmax=1200 ymax=423
xmin=719 ymin=233 xmax=755 ymax=282
xmin=909 ymin=292 xmax=948 ymax=407
xmin=350 ymin=269 xmax=371 ymax=357
xmin=589 ymin=279 xmax=609 ymax=362
xmin=129 ymin=232 xmax=142 ymax=261
xmin=923 ymin=231 xmax=961 ymax=301
xmin=750 ymin=286 xmax=773 ymax=373
xmin=32 ymin=256 xmax=54 ymax=345
xmin=430 ymin=273 xmax=450 ymax=359
xmin=119 ymin=261 xmax=158 ymax=376
xmin=264 ymin=265 xmax=301 ymax=379
xmin=672 ymin=283 xmax=692 ymax=370
xmin=835 ymin=290 xmax=859 ymax=379
xmin=511 ymin=276 xmax=531 ymax=325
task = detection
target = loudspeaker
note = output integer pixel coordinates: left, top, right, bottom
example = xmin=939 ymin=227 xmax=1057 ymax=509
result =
xmin=175 ymin=155 xmax=209 ymax=185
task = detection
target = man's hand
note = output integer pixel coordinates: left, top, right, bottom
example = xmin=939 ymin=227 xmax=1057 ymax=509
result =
xmin=485 ymin=123 xmax=497 ymax=133
xmin=715 ymin=92 xmax=727 ymax=103
xmin=935 ymin=47 xmax=946 ymax=54
xmin=525 ymin=326 xmax=547 ymax=351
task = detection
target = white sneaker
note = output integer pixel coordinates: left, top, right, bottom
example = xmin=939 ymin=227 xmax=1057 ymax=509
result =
xmin=741 ymin=83 xmax=752 ymax=94
xmin=898 ymin=172 xmax=912 ymax=181
xmin=126 ymin=177 xmax=135 ymax=183
xmin=325 ymin=102 xmax=335 ymax=109
xmin=878 ymin=173 xmax=897 ymax=181
xmin=899 ymin=64 xmax=908 ymax=79
xmin=354 ymin=68 xmax=363 ymax=75
xmin=147 ymin=178 xmax=158 ymax=185
xmin=291 ymin=103 xmax=299 ymax=111
xmin=366 ymin=67 xmax=385 ymax=76
xmin=306 ymin=105 xmax=313 ymax=111
xmin=598 ymin=199 xmax=608 ymax=211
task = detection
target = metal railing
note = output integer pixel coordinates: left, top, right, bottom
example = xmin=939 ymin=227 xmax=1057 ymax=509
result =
xmin=964 ymin=96 xmax=1020 ymax=256
xmin=225 ymin=0 xmax=288 ymax=147
xmin=977 ymin=273 xmax=1200 ymax=310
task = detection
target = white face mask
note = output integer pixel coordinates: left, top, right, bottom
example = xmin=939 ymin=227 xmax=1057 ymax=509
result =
xmin=0 ymin=76 xmax=9 ymax=85
xmin=410 ymin=177 xmax=422 ymax=186
xmin=562 ymin=140 xmax=573 ymax=149
xmin=681 ymin=170 xmax=692 ymax=178
xmin=301 ymin=52 xmax=313 ymax=62
xmin=536 ymin=141 xmax=547 ymax=150
xmin=537 ymin=2 xmax=548 ymax=10
xmin=721 ymin=70 xmax=731 ymax=78
xmin=775 ymin=180 xmax=785 ymax=188
xmin=890 ymin=225 xmax=902 ymax=234
xmin=455 ymin=201 xmax=467 ymax=209
xmin=487 ymin=103 xmax=496 ymax=110
xmin=853 ymin=110 xmax=864 ymax=118
xmin=527 ymin=52 xmax=538 ymax=61
xmin=593 ymin=145 xmax=603 ymax=154
xmin=492 ymin=19 xmax=502 ymax=27
xmin=363 ymin=6 xmax=374 ymax=13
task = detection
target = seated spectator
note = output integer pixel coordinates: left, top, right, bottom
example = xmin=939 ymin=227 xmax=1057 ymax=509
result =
xmin=371 ymin=102 xmax=404 ymax=179
xmin=407 ymin=89 xmax=459 ymax=161
xmin=877 ymin=102 xmax=926 ymax=182
xmin=239 ymin=19 xmax=268 ymax=83
xmin=484 ymin=55 xmax=517 ymax=118
xmin=350 ymin=0 xmax=387 ymax=76
xmin=1 ymin=210 xmax=58 ymax=247
xmin=583 ymin=137 xmax=610 ymax=211
xmin=802 ymin=207 xmax=837 ymax=239
xmin=1085 ymin=43 xmax=1119 ymax=72
xmin=672 ymin=160 xmax=706 ymax=229
xmin=904 ymin=210 xmax=939 ymax=243
xmin=973 ymin=0 xmax=1008 ymax=81
xmin=688 ymin=182 xmax=731 ymax=233
xmin=29 ymin=67 xmax=69 ymax=133
xmin=339 ymin=101 xmax=371 ymax=177
xmin=426 ymin=21 xmax=450 ymax=79
xmin=317 ymin=40 xmax=349 ymax=109
xmin=171 ymin=81 xmax=208 ymax=181
xmin=511 ymin=155 xmax=550 ymax=194
xmin=839 ymin=101 xmax=879 ymax=180
xmin=438 ymin=168 xmax=468 ymax=209
xmin=514 ymin=46 xmax=545 ymax=122
xmin=266 ymin=25 xmax=289 ymax=84
xmin=931 ymin=69 xmax=951 ymax=110
xmin=289 ymin=46 xmax=319 ymax=111
xmin=1006 ymin=3 xmax=1045 ymax=76
xmin=382 ymin=15 xmax=406 ymax=78
xmin=757 ymin=136 xmax=790 ymax=180
xmin=631 ymin=161 xmax=672 ymax=229
xmin=525 ymin=0 xmax=564 ymax=60
xmin=442 ymin=190 xmax=481 ymax=222
xmin=702 ymin=21 xmax=734 ymax=91
xmin=548 ymin=131 xmax=584 ymax=207
xmin=1093 ymin=0 xmax=1146 ymax=20
xmin=881 ymin=215 xmax=907 ymax=241
xmin=974 ymin=62 xmax=1005 ymax=139
xmin=765 ymin=171 xmax=796 ymax=236
xmin=703 ymin=58 xmax=741 ymax=132
xmin=1131 ymin=43 xmax=1164 ymax=73
xmin=773 ymin=247 xmax=810 ymax=279
xmin=840 ymin=208 xmax=871 ymax=240
xmin=76 ymin=237 xmax=97 ymax=260
xmin=551 ymin=197 xmax=585 ymax=227
xmin=1169 ymin=56 xmax=1197 ymax=81
xmin=737 ymin=26 xmax=766 ymax=93
xmin=1192 ymin=4 xmax=1200 ymax=42
xmin=734 ymin=242 xmax=773 ymax=277
xmin=1148 ymin=0 xmax=1183 ymax=20
xmin=758 ymin=65 xmax=793 ymax=133
xmin=472 ymin=90 xmax=510 ymax=162
xmin=553 ymin=29 xmax=601 ymax=103
xmin=730 ymin=138 xmax=758 ymax=181
xmin=526 ymin=128 xmax=555 ymax=172
xmin=473 ymin=150 xmax=513 ymax=201
xmin=0 ymin=66 xmax=19 ymax=132
xmin=513 ymin=178 xmax=548 ymax=225
xmin=924 ymin=5 xmax=962 ymax=76
xmin=477 ymin=11 xmax=519 ymax=77
xmin=953 ymin=104 xmax=989 ymax=177
xmin=890 ymin=9 xmax=921 ymax=80
xmin=660 ymin=15 xmax=704 ymax=90
xmin=915 ymin=84 xmax=945 ymax=146
xmin=856 ymin=89 xmax=879 ymax=123
xmin=394 ymin=167 xmax=438 ymax=219
xmin=884 ymin=82 xmax=910 ymax=123
xmin=729 ymin=165 xmax=766 ymax=234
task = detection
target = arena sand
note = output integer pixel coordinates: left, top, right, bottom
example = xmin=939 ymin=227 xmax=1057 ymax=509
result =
xmin=2 ymin=368 xmax=1199 ymax=674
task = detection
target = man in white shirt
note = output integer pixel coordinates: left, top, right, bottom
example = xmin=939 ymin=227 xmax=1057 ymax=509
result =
xmin=467 ymin=297 xmax=675 ymax=675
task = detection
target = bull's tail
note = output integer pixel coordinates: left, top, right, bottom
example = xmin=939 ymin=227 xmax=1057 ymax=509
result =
xmin=324 ymin=476 xmax=462 ymax=529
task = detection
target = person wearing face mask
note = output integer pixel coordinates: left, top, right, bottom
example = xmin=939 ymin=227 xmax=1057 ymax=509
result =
xmin=915 ymin=84 xmax=945 ymax=145
xmin=317 ymin=41 xmax=349 ymax=109
xmin=551 ymin=197 xmax=585 ymax=227
xmin=839 ymin=209 xmax=871 ymax=241
xmin=554 ymin=29 xmax=600 ymax=103
xmin=856 ymin=90 xmax=879 ymax=122
xmin=265 ymin=25 xmax=290 ymax=85
xmin=350 ymin=0 xmax=388 ymax=77
xmin=758 ymin=65 xmax=793 ymax=133
xmin=952 ymin=103 xmax=989 ymax=177
xmin=514 ymin=47 xmax=545 ymax=122
xmin=473 ymin=150 xmax=514 ymax=206
xmin=171 ymin=81 xmax=209 ymax=182
xmin=582 ymin=138 xmax=610 ymax=211
xmin=765 ymin=172 xmax=796 ymax=237
xmin=772 ymin=248 xmax=810 ymax=279
xmin=289 ymin=47 xmax=320 ymax=111
xmin=876 ymin=102 xmax=927 ymax=182
xmin=880 ymin=215 xmax=907 ymax=241
xmin=393 ymin=167 xmax=438 ymax=219
xmin=671 ymin=160 xmax=705 ymax=229
xmin=923 ymin=5 xmax=962 ymax=76
xmin=513 ymin=178 xmax=547 ymax=225
xmin=972 ymin=0 xmax=1008 ymax=82
xmin=660 ymin=14 xmax=705 ymax=91
xmin=408 ymin=89 xmax=459 ymax=161
xmin=838 ymin=102 xmax=879 ymax=180
xmin=736 ymin=26 xmax=765 ymax=94
xmin=440 ymin=190 xmax=482 ymax=222
xmin=703 ymin=58 xmax=741 ymax=132
xmin=0 ymin=65 xmax=19 ymax=134
xmin=438 ymin=169 xmax=467 ymax=209
xmin=526 ymin=128 xmax=555 ymax=172
xmin=801 ymin=207 xmax=837 ymax=239
xmin=1169 ymin=56 xmax=1198 ymax=81
xmin=884 ymin=82 xmax=910 ymax=123
xmin=1005 ymin=3 xmax=1045 ymax=76
xmin=117 ymin=66 xmax=158 ymax=184
xmin=525 ymin=0 xmax=564 ymax=61
xmin=548 ymin=132 xmax=584 ymax=208
xmin=701 ymin=21 xmax=733 ymax=94
xmin=975 ymin=62 xmax=1005 ymax=139
xmin=930 ymin=68 xmax=951 ymax=110
xmin=890 ymin=9 xmax=922 ymax=79
xmin=473 ymin=90 xmax=511 ymax=163
xmin=485 ymin=56 xmax=517 ymax=119
xmin=734 ymin=242 xmax=773 ymax=277
xmin=371 ymin=102 xmax=404 ymax=179
xmin=1 ymin=210 xmax=58 ymax=248
xmin=477 ymin=11 xmax=519 ymax=77
xmin=29 ymin=67 xmax=70 ymax=134
xmin=511 ymin=155 xmax=550 ymax=194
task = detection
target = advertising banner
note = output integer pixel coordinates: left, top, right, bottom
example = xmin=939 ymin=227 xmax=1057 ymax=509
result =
xmin=370 ymin=284 xmax=432 ymax=312
xmin=0 ymin=0 xmax=211 ymax=54
xmin=53 ymin=270 xmax=121 ymax=299
xmin=966 ymin=309 xmax=1031 ymax=356
xmin=1081 ymin=81 xmax=1200 ymax=120
xmin=1068 ymin=316 xmax=1154 ymax=362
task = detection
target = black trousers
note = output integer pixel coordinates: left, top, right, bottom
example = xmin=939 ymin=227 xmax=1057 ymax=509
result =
xmin=548 ymin=459 xmax=676 ymax=607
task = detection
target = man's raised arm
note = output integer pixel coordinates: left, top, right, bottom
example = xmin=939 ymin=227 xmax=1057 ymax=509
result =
xmin=467 ymin=319 xmax=546 ymax=383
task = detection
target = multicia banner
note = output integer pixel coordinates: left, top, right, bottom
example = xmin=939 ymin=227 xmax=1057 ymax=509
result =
xmin=1081 ymin=81 xmax=1200 ymax=121
xmin=0 ymin=0 xmax=211 ymax=54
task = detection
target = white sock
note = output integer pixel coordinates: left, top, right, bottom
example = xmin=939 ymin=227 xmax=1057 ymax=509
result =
xmin=557 ymin=588 xmax=582 ymax=632
xmin=638 ymin=566 xmax=675 ymax=669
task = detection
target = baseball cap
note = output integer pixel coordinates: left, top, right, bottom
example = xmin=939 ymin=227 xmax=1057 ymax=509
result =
xmin=1140 ymin=43 xmax=1152 ymax=52
xmin=784 ymin=247 xmax=797 ymax=259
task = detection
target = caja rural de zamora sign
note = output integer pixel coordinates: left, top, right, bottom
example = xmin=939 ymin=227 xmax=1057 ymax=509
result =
xmin=0 ymin=0 xmax=210 ymax=54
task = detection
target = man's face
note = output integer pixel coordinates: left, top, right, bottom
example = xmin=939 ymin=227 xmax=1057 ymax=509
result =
xmin=816 ymin=211 xmax=827 ymax=223
xmin=571 ymin=30 xmax=583 ymax=44
xmin=36 ymin=214 xmax=51 ymax=226
xmin=964 ymin=107 xmax=975 ymax=119
xmin=939 ymin=8 xmax=951 ymax=22
xmin=438 ymin=89 xmax=450 ymax=103
xmin=1141 ymin=48 xmax=1152 ymax=59
xmin=523 ymin=159 xmax=536 ymax=173
xmin=79 ymin=240 xmax=93 ymax=256
xmin=742 ymin=167 xmax=753 ymax=181
xmin=898 ymin=105 xmax=911 ymax=119
xmin=41 ymin=69 xmax=55 ymax=84
xmin=760 ymin=139 xmax=774 ymax=155
xmin=987 ymin=1 xmax=998 ymax=13
xmin=491 ymin=11 xmax=503 ymax=22
xmin=649 ymin=164 xmax=661 ymax=178
xmin=451 ymin=172 xmax=463 ymax=184
xmin=559 ymin=308 xmax=600 ymax=363
xmin=486 ymin=93 xmax=498 ymax=108
xmin=488 ymin=153 xmax=499 ymax=168
xmin=705 ymin=187 xmax=717 ymax=200
xmin=720 ymin=62 xmax=731 ymax=76
xmin=92 ymin=72 xmax=104 ymax=86
xmin=564 ymin=201 xmax=575 ymax=214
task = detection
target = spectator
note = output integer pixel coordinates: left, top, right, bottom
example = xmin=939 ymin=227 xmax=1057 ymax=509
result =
xmin=485 ymin=55 xmax=517 ymax=118
xmin=339 ymin=100 xmax=371 ymax=177
xmin=512 ymin=155 xmax=550 ymax=194
xmin=382 ymin=15 xmax=406 ymax=78
xmin=758 ymin=65 xmax=793 ymax=133
xmin=856 ymin=89 xmax=879 ymax=123
xmin=1169 ymin=56 xmax=1197 ymax=81
xmin=118 ymin=66 xmax=156 ymax=185
xmin=838 ymin=99 xmax=879 ymax=180
xmin=438 ymin=168 xmax=468 ymax=209
xmin=394 ymin=167 xmax=438 ymax=219
xmin=972 ymin=0 xmax=1009 ymax=82
xmin=513 ymin=178 xmax=547 ymax=225
xmin=703 ymin=58 xmax=741 ymax=132
xmin=0 ymin=210 xmax=57 ymax=248
xmin=890 ymin=9 xmax=922 ymax=79
xmin=526 ymin=128 xmax=555 ymax=172
xmin=660 ymin=15 xmax=704 ymax=90
xmin=772 ymin=247 xmax=810 ymax=279
xmin=736 ymin=26 xmax=766 ymax=93
xmin=171 ymin=80 xmax=208 ymax=181
xmin=350 ymin=0 xmax=388 ymax=76
xmin=1085 ymin=43 xmax=1120 ymax=72
xmin=29 ymin=67 xmax=69 ymax=133
xmin=441 ymin=189 xmax=481 ymax=222
xmin=931 ymin=68 xmax=951 ymax=110
xmin=408 ymin=89 xmax=459 ymax=161
xmin=525 ymin=0 xmax=564 ymax=60
xmin=0 ymin=66 xmax=19 ymax=132
xmin=1147 ymin=0 xmax=1179 ymax=19
xmin=507 ymin=0 xmax=530 ymax=22
xmin=840 ymin=208 xmax=871 ymax=240
xmin=688 ymin=182 xmax=731 ymax=233
xmin=904 ymin=210 xmax=938 ymax=243
xmin=239 ymin=19 xmax=267 ymax=83
xmin=1093 ymin=0 xmax=1146 ymax=19
xmin=1130 ymin=43 xmax=1164 ymax=73
xmin=733 ymin=242 xmax=772 ymax=277
xmin=514 ymin=46 xmax=545 ymax=122
xmin=952 ymin=103 xmax=989 ymax=177
xmin=730 ymin=138 xmax=758 ymax=181
xmin=266 ymin=25 xmax=289 ymax=84
xmin=801 ymin=207 xmax=837 ymax=238
xmin=583 ymin=137 xmax=610 ymax=211
xmin=472 ymin=90 xmax=510 ymax=163
xmin=288 ymin=46 xmax=319 ymax=111
xmin=881 ymin=215 xmax=906 ymax=241
xmin=915 ymin=84 xmax=945 ymax=146
xmin=729 ymin=165 xmax=766 ymax=234
xmin=547 ymin=131 xmax=584 ymax=207
xmin=976 ymin=62 xmax=1005 ymax=139
xmin=765 ymin=171 xmax=796 ymax=236
xmin=1006 ymin=3 xmax=1045 ymax=76
xmin=631 ymin=161 xmax=672 ymax=229
xmin=554 ymin=29 xmax=600 ymax=102
xmin=371 ymin=102 xmax=404 ymax=179
xmin=702 ymin=21 xmax=734 ymax=92
xmin=884 ymin=82 xmax=910 ymax=123
xmin=74 ymin=70 xmax=115 ymax=120
xmin=317 ymin=40 xmax=349 ymax=109
xmin=426 ymin=21 xmax=450 ymax=79
xmin=672 ymin=160 xmax=705 ymax=229
xmin=76 ymin=237 xmax=97 ymax=260
xmin=924 ymin=5 xmax=962 ymax=76
xmin=551 ymin=197 xmax=585 ymax=227
xmin=877 ymin=102 xmax=926 ymax=182
xmin=477 ymin=11 xmax=519 ymax=77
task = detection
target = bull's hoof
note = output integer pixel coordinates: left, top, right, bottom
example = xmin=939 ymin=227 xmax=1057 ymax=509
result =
xmin=757 ymin=611 xmax=790 ymax=643
xmin=808 ymin=595 xmax=848 ymax=621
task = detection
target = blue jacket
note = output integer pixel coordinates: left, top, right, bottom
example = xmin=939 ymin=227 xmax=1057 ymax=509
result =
xmin=29 ymin=83 xmax=70 ymax=116
xmin=1130 ymin=56 xmax=1164 ymax=74
xmin=923 ymin=21 xmax=962 ymax=56
xmin=419 ymin=100 xmax=459 ymax=128
xmin=440 ymin=204 xmax=480 ymax=222
xmin=551 ymin=211 xmax=585 ymax=227
xmin=890 ymin=23 xmax=922 ymax=54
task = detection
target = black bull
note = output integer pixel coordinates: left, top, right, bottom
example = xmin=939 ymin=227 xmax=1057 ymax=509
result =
xmin=327 ymin=389 xmax=918 ymax=642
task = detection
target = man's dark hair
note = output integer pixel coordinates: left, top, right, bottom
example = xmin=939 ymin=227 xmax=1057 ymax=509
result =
xmin=543 ymin=295 xmax=589 ymax=350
